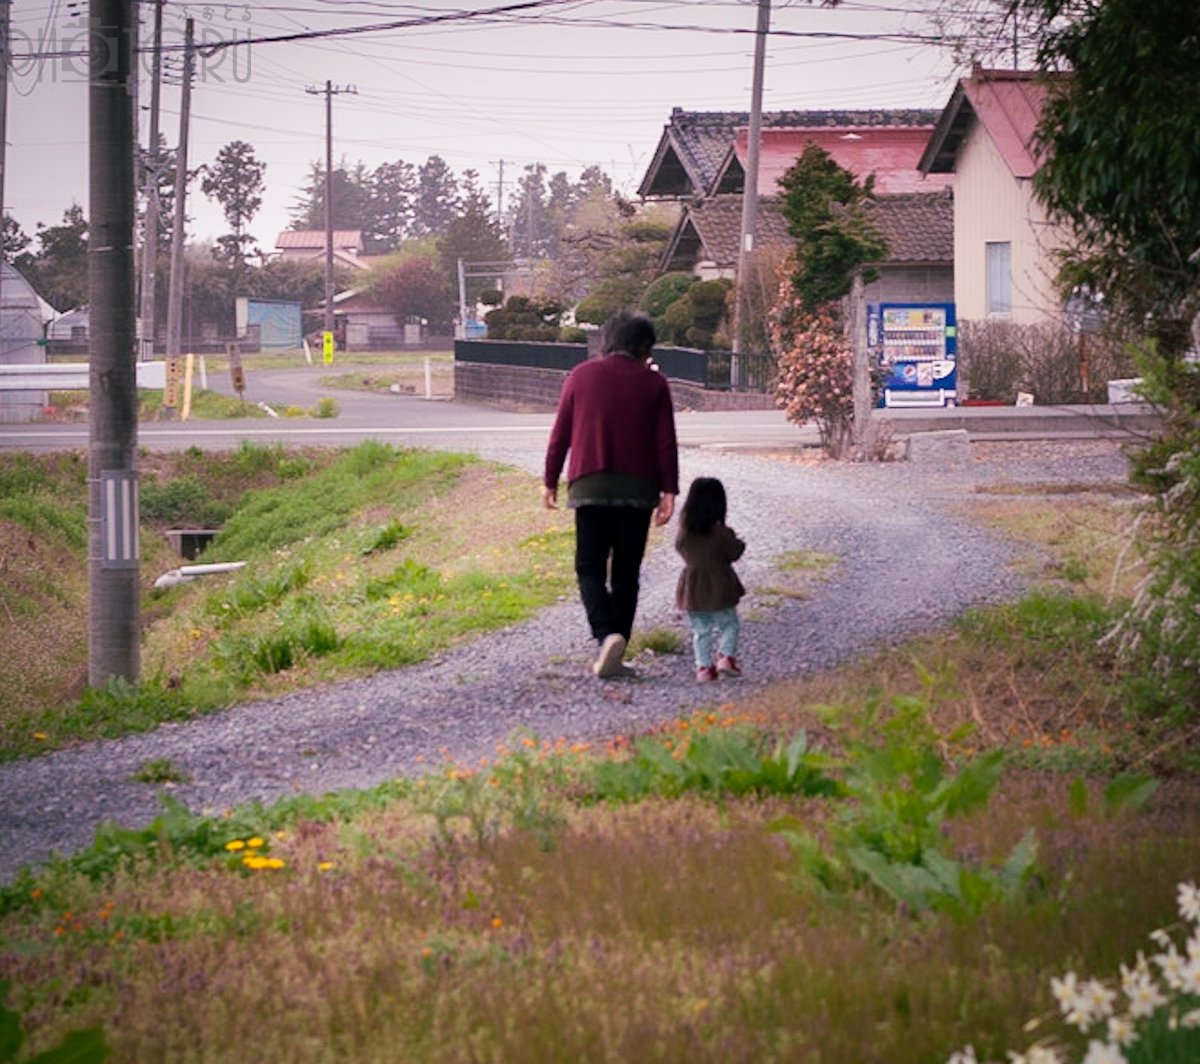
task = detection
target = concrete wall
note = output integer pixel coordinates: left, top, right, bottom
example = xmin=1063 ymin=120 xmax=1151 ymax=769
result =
xmin=454 ymin=361 xmax=776 ymax=413
xmin=954 ymin=121 xmax=1066 ymax=325
xmin=865 ymin=265 xmax=954 ymax=306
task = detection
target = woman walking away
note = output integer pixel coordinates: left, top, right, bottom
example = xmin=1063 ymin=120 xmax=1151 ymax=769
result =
xmin=675 ymin=477 xmax=745 ymax=683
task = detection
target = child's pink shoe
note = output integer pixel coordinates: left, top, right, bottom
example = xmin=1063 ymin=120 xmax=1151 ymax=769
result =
xmin=716 ymin=655 xmax=741 ymax=678
xmin=696 ymin=665 xmax=718 ymax=683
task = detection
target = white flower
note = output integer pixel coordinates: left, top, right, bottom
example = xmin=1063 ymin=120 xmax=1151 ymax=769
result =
xmin=1180 ymin=959 xmax=1200 ymax=995
xmin=1051 ymin=972 xmax=1081 ymax=1014
xmin=1106 ymin=1015 xmax=1136 ymax=1047
xmin=1178 ymin=881 xmax=1200 ymax=922
xmin=1124 ymin=972 xmax=1167 ymax=1018
xmin=1080 ymin=1040 xmax=1126 ymax=1064
xmin=1155 ymin=944 xmax=1187 ymax=990
xmin=1081 ymin=979 xmax=1117 ymax=1020
xmin=947 ymin=1047 xmax=979 ymax=1064
xmin=1149 ymin=928 xmax=1172 ymax=948
xmin=1181 ymin=1008 xmax=1200 ymax=1029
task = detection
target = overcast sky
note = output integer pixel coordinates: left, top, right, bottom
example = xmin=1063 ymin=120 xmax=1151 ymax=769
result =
xmin=5 ymin=0 xmax=993 ymax=252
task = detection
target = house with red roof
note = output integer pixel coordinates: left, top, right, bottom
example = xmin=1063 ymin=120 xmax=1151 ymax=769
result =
xmin=274 ymin=229 xmax=371 ymax=271
xmin=645 ymin=108 xmax=955 ymax=308
xmin=919 ymin=68 xmax=1066 ymax=325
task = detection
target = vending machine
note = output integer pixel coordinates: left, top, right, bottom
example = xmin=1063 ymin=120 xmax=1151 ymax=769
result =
xmin=867 ymin=302 xmax=957 ymax=407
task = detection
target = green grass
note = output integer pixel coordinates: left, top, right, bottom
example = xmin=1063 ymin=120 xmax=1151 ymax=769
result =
xmin=0 ymin=443 xmax=575 ymax=759
xmin=4 ymin=453 xmax=1198 ymax=1063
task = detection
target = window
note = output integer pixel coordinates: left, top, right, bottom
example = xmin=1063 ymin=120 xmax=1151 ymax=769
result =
xmin=986 ymin=241 xmax=1012 ymax=316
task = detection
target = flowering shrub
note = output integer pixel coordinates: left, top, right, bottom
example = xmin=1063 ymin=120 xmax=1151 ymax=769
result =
xmin=948 ymin=881 xmax=1200 ymax=1063
xmin=769 ymin=279 xmax=855 ymax=457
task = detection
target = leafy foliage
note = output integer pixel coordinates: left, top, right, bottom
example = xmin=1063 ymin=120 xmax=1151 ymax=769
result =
xmin=484 ymin=295 xmax=564 ymax=341
xmin=200 ymin=140 xmax=266 ymax=278
xmin=774 ymin=671 xmax=1035 ymax=918
xmin=777 ymin=142 xmax=886 ymax=311
xmin=1017 ymin=0 xmax=1200 ymax=352
xmin=369 ymin=251 xmax=456 ymax=330
xmin=770 ymin=294 xmax=856 ymax=456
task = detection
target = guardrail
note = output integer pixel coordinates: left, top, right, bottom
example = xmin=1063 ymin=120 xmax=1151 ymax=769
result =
xmin=0 ymin=361 xmax=167 ymax=391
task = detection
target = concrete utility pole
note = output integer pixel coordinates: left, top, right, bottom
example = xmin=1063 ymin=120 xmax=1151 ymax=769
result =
xmin=137 ymin=0 xmax=164 ymax=361
xmin=88 ymin=0 xmax=140 ymax=686
xmin=306 ymin=81 xmax=356 ymax=339
xmin=0 ymin=0 xmax=12 ymax=336
xmin=164 ymin=15 xmax=194 ymax=396
xmin=732 ymin=0 xmax=770 ymax=357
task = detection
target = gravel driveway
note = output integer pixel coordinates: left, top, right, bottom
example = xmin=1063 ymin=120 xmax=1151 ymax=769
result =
xmin=0 ymin=437 xmax=1132 ymax=883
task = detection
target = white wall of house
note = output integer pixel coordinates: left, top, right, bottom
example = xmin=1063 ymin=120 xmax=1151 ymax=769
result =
xmin=953 ymin=121 xmax=1065 ymax=325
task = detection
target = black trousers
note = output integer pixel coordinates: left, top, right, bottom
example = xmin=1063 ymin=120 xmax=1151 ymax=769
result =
xmin=574 ymin=505 xmax=653 ymax=644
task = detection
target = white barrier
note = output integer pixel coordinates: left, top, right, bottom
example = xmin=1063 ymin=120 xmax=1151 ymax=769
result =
xmin=0 ymin=361 xmax=167 ymax=391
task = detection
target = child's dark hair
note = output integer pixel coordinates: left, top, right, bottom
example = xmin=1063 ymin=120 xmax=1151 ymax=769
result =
xmin=681 ymin=477 xmax=727 ymax=535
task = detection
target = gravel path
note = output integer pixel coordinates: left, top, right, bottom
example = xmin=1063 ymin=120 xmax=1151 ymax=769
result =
xmin=0 ymin=437 xmax=1132 ymax=883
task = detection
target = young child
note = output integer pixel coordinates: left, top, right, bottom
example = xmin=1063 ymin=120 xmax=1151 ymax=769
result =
xmin=675 ymin=477 xmax=745 ymax=682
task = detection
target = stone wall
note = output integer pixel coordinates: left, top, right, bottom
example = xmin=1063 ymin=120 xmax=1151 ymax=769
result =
xmin=453 ymin=361 xmax=777 ymax=413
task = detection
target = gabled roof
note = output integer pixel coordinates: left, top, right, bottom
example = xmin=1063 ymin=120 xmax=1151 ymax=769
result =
xmin=660 ymin=195 xmax=791 ymax=273
xmin=919 ymin=69 xmax=1054 ymax=178
xmin=275 ymin=229 xmax=364 ymax=251
xmin=660 ymin=191 xmax=954 ymax=273
xmin=639 ymin=107 xmax=941 ymax=199
xmin=720 ymin=126 xmax=954 ymax=198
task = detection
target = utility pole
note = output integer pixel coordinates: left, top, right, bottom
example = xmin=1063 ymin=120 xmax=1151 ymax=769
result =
xmin=137 ymin=0 xmax=164 ymax=361
xmin=732 ymin=0 xmax=770 ymax=357
xmin=88 ymin=0 xmax=140 ymax=686
xmin=305 ymin=81 xmax=356 ymax=342
xmin=0 ymin=0 xmax=12 ymax=340
xmin=164 ymin=16 xmax=194 ymax=411
xmin=491 ymin=159 xmax=512 ymax=224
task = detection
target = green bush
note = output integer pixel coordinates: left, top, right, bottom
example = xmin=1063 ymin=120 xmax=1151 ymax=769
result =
xmin=639 ymin=272 xmax=695 ymax=319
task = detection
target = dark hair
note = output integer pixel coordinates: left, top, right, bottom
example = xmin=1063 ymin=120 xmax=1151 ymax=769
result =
xmin=681 ymin=477 xmax=727 ymax=536
xmin=604 ymin=310 xmax=656 ymax=358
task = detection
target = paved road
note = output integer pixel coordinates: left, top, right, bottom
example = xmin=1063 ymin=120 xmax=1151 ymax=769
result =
xmin=0 ymin=364 xmax=820 ymax=454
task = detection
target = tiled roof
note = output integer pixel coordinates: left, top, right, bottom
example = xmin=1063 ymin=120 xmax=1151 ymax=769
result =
xmin=855 ymin=190 xmax=954 ymax=263
xmin=731 ymin=127 xmax=954 ymax=198
xmin=639 ymin=108 xmax=941 ymax=198
xmin=920 ymin=69 xmax=1054 ymax=178
xmin=275 ymin=229 xmax=364 ymax=251
xmin=661 ymin=190 xmax=953 ymax=272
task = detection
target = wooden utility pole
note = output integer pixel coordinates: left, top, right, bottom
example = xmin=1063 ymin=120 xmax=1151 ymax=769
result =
xmin=732 ymin=0 xmax=770 ymax=357
xmin=306 ymin=81 xmax=356 ymax=339
xmin=88 ymin=0 xmax=140 ymax=686
xmin=164 ymin=16 xmax=194 ymax=414
xmin=0 ymin=0 xmax=12 ymax=334
xmin=137 ymin=0 xmax=164 ymax=361
xmin=850 ymin=269 xmax=873 ymax=455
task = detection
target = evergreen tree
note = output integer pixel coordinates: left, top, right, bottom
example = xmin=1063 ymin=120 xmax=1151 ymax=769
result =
xmin=411 ymin=155 xmax=460 ymax=238
xmin=290 ymin=160 xmax=373 ymax=233
xmin=368 ymin=159 xmax=417 ymax=252
xmin=200 ymin=139 xmax=266 ymax=288
xmin=24 ymin=204 xmax=89 ymax=312
xmin=439 ymin=170 xmax=510 ymax=310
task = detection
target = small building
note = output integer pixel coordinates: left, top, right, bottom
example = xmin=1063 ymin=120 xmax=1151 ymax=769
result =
xmin=0 ymin=263 xmax=54 ymax=423
xmin=273 ymin=229 xmax=370 ymax=271
xmin=919 ymin=68 xmax=1065 ymax=325
xmin=660 ymin=191 xmax=954 ymax=306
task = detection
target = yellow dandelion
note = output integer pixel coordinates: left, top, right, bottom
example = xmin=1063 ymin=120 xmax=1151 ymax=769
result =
xmin=318 ymin=861 xmax=335 ymax=872
xmin=246 ymin=837 xmax=265 ymax=849
xmin=242 ymin=855 xmax=266 ymax=868
xmin=263 ymin=857 xmax=285 ymax=869
xmin=224 ymin=839 xmax=246 ymax=851
xmin=421 ymin=947 xmax=433 ymax=959
xmin=32 ymin=732 xmax=48 ymax=741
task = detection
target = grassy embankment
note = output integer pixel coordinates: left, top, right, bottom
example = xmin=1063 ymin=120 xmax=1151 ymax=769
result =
xmin=3 ymin=444 xmax=1198 ymax=1064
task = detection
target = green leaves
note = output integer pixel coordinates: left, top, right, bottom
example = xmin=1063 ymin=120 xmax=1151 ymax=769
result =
xmin=0 ymin=981 xmax=108 ymax=1063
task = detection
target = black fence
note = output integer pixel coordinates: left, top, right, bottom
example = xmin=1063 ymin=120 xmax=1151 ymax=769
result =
xmin=455 ymin=340 xmax=775 ymax=393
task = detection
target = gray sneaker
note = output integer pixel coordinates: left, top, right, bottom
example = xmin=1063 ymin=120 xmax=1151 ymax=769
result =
xmin=592 ymin=633 xmax=627 ymax=679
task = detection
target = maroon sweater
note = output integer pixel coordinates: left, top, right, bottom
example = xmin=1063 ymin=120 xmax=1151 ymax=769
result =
xmin=543 ymin=352 xmax=680 ymax=497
